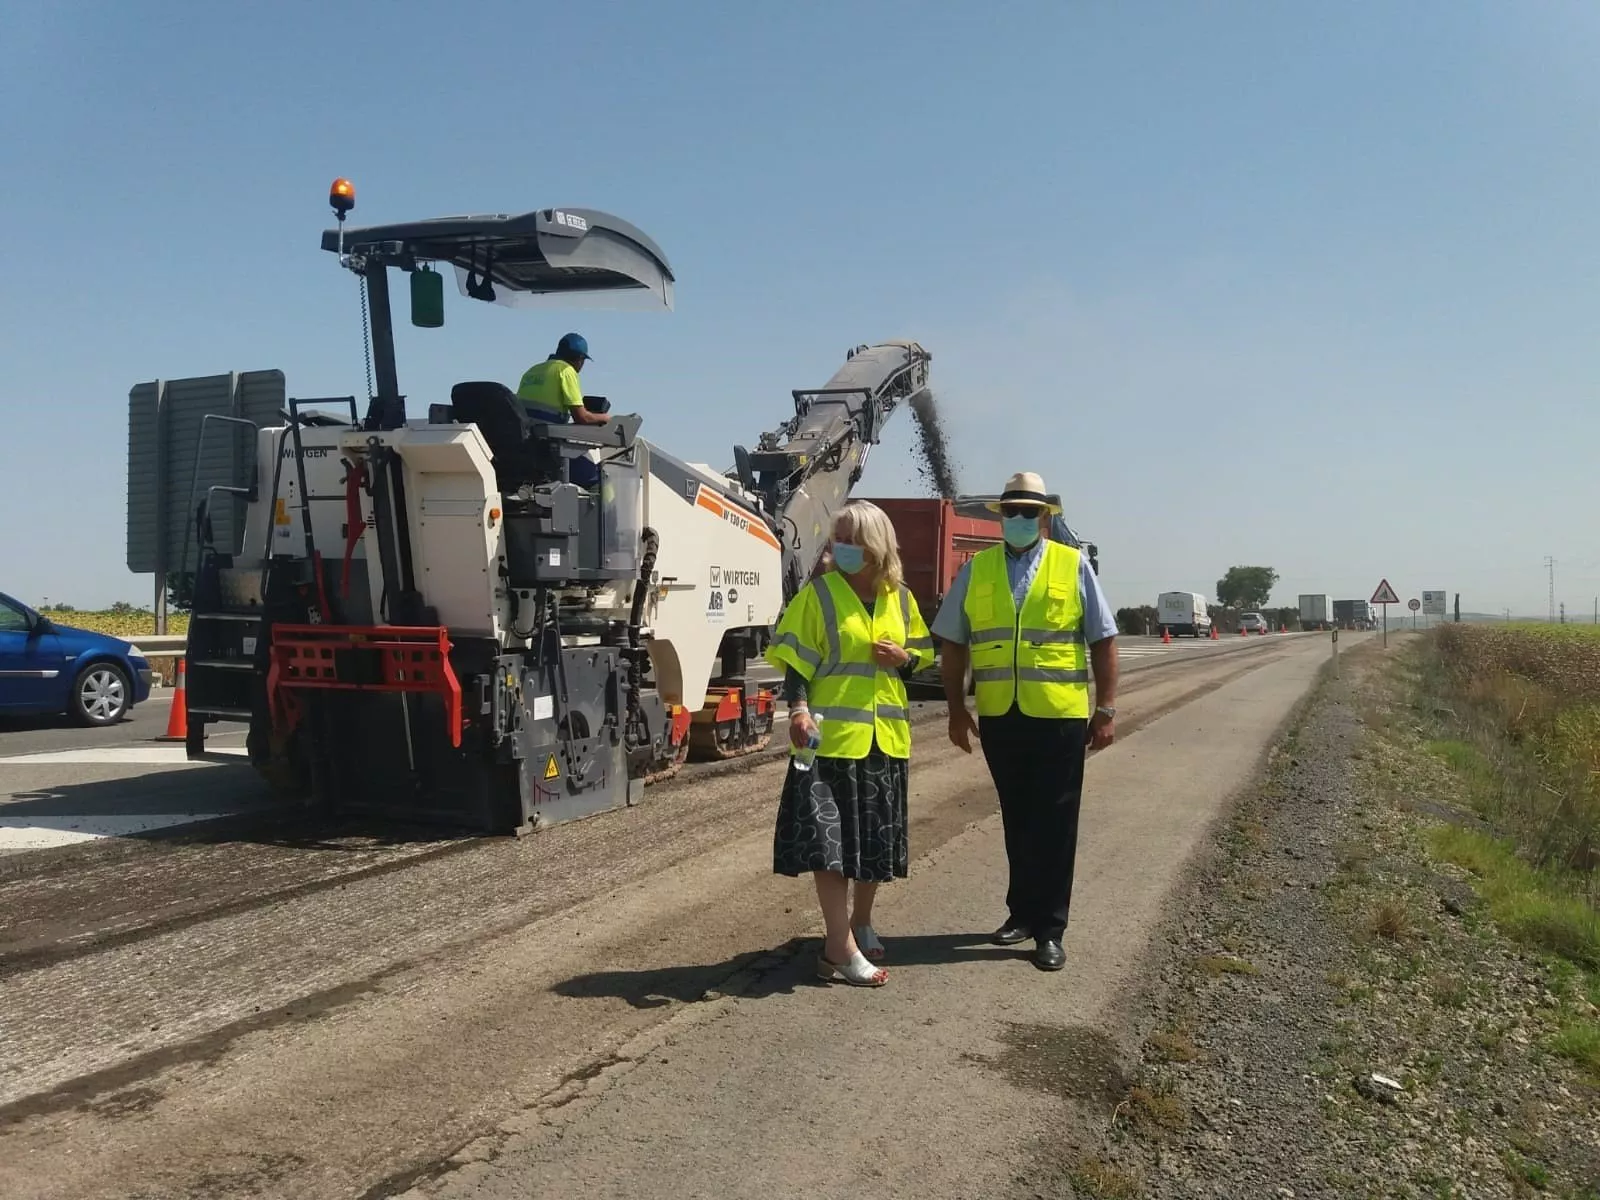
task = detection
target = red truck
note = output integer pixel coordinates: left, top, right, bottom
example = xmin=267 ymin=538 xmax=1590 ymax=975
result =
xmin=862 ymin=497 xmax=1001 ymax=627
xmin=860 ymin=498 xmax=1004 ymax=698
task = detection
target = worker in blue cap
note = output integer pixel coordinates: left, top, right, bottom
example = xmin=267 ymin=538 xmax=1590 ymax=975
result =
xmin=515 ymin=332 xmax=610 ymax=427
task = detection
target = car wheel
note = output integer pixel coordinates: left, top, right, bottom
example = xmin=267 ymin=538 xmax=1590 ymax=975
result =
xmin=72 ymin=662 xmax=130 ymax=726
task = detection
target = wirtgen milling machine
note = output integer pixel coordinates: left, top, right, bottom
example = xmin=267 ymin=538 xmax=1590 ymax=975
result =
xmin=182 ymin=182 xmax=931 ymax=833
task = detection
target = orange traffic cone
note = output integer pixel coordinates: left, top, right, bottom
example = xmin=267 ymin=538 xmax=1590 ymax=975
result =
xmin=159 ymin=658 xmax=189 ymax=742
xmin=1210 ymin=624 xmax=1219 ymax=640
xmin=1239 ymin=626 xmax=1247 ymax=637
xmin=1161 ymin=626 xmax=1172 ymax=644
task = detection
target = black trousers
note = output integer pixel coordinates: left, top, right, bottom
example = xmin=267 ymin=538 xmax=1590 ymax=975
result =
xmin=978 ymin=707 xmax=1089 ymax=943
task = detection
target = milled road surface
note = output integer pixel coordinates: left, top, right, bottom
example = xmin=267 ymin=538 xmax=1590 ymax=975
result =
xmin=0 ymin=632 xmax=1343 ymax=1200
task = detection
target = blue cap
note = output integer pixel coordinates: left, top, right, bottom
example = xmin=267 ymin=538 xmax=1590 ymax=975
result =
xmin=556 ymin=332 xmax=591 ymax=361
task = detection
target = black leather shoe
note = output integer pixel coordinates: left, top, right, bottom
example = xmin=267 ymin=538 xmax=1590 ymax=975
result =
xmin=990 ymin=922 xmax=1031 ymax=946
xmin=1033 ymin=939 xmax=1066 ymax=971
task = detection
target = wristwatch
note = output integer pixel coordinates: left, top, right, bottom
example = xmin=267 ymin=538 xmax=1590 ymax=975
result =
xmin=1095 ymin=705 xmax=1116 ymax=719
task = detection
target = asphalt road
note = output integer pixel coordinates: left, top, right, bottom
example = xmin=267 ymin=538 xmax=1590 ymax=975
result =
xmin=0 ymin=630 xmax=1349 ymax=1200
xmin=0 ymin=689 xmax=180 ymax=756
xmin=0 ymin=634 xmax=1313 ymax=854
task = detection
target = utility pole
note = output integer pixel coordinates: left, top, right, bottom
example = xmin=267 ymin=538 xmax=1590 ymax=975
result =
xmin=1560 ymin=602 xmax=1566 ymax=625
xmin=1545 ymin=555 xmax=1556 ymax=623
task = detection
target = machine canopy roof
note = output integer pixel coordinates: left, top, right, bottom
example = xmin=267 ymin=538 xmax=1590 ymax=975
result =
xmin=319 ymin=208 xmax=674 ymax=310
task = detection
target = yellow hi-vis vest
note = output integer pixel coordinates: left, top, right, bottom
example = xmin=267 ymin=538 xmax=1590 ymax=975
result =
xmin=516 ymin=358 xmax=584 ymax=420
xmin=765 ymin=571 xmax=935 ymax=760
xmin=963 ymin=541 xmax=1090 ymax=719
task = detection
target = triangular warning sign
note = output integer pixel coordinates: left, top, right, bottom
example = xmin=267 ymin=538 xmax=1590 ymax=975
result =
xmin=1371 ymin=578 xmax=1400 ymax=605
xmin=543 ymin=754 xmax=560 ymax=781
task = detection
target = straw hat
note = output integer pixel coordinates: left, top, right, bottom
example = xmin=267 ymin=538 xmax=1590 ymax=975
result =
xmin=986 ymin=471 xmax=1063 ymax=515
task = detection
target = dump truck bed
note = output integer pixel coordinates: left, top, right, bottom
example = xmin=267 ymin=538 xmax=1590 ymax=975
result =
xmin=861 ymin=497 xmax=1000 ymax=625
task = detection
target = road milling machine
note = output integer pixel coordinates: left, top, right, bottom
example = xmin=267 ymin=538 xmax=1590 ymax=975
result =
xmin=182 ymin=183 xmax=931 ymax=834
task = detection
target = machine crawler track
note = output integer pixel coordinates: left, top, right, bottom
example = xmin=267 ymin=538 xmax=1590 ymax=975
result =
xmin=685 ymin=684 xmax=776 ymax=762
xmin=640 ymin=739 xmax=692 ymax=786
xmin=687 ymin=722 xmax=774 ymax=762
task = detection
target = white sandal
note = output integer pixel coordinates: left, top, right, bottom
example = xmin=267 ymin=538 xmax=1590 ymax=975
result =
xmin=853 ymin=924 xmax=885 ymax=962
xmin=817 ymin=949 xmax=888 ymax=987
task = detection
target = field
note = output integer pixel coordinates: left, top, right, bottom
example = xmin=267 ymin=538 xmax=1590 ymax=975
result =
xmin=1420 ymin=625 xmax=1600 ymax=1044
xmin=1429 ymin=622 xmax=1600 ymax=875
xmin=41 ymin=609 xmax=189 ymax=640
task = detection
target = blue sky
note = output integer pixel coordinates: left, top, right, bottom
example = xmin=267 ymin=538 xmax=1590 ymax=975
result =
xmin=4 ymin=0 xmax=1598 ymax=617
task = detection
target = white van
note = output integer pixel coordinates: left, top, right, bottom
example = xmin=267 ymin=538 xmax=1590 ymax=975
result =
xmin=1156 ymin=591 xmax=1213 ymax=638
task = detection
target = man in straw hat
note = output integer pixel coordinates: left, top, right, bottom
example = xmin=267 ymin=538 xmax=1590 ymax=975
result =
xmin=929 ymin=472 xmax=1118 ymax=971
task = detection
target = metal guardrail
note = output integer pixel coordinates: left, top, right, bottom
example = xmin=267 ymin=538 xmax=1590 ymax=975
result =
xmin=135 ymin=635 xmax=189 ymax=654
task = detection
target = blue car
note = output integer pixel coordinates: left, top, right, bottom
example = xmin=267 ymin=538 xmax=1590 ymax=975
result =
xmin=0 ymin=592 xmax=154 ymax=725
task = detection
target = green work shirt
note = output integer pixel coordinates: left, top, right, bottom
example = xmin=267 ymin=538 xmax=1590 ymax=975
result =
xmin=516 ymin=358 xmax=585 ymax=420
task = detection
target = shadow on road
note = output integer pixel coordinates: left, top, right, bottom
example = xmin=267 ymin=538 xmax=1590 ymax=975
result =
xmin=0 ymin=760 xmax=479 ymax=860
xmin=552 ymin=932 xmax=1009 ymax=1009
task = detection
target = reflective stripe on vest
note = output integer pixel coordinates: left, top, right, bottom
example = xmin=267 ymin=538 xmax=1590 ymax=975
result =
xmin=962 ymin=541 xmax=1090 ymax=719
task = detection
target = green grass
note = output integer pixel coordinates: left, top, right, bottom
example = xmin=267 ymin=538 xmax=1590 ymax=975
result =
xmin=1068 ymin=1160 xmax=1142 ymax=1198
xmin=1501 ymin=1147 xmax=1551 ymax=1192
xmin=1548 ymin=1022 xmax=1600 ymax=1081
xmin=1428 ymin=827 xmax=1600 ymax=970
xmin=1193 ymin=954 xmax=1260 ymax=977
xmin=1427 ymin=737 xmax=1492 ymax=776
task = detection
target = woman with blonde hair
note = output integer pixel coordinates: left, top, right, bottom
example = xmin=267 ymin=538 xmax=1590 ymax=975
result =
xmin=766 ymin=500 xmax=935 ymax=986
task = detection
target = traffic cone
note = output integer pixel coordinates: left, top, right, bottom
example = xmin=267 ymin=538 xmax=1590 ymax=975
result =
xmin=1210 ymin=625 xmax=1219 ymax=640
xmin=158 ymin=658 xmax=189 ymax=742
xmin=1239 ymin=626 xmax=1247 ymax=637
xmin=1161 ymin=626 xmax=1171 ymax=644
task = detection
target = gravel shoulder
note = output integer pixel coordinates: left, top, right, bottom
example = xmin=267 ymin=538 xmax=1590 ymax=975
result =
xmin=1054 ymin=636 xmax=1600 ymax=1199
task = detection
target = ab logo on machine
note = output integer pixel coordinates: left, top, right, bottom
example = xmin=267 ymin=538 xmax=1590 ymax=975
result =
xmin=706 ymin=565 xmax=728 ymax=625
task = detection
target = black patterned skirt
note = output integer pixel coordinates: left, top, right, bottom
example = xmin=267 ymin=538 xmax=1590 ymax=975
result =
xmin=773 ymin=741 xmax=910 ymax=883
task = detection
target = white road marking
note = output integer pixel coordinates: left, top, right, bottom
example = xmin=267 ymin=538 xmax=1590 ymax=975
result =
xmin=0 ymin=746 xmax=249 ymax=766
xmin=0 ymin=813 xmax=235 ymax=851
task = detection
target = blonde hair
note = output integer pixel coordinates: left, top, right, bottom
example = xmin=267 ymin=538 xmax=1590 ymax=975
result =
xmin=833 ymin=500 xmax=903 ymax=591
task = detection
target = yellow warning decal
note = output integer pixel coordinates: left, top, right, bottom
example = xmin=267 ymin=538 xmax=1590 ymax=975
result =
xmin=274 ymin=498 xmax=290 ymax=526
xmin=543 ymin=755 xmax=560 ymax=780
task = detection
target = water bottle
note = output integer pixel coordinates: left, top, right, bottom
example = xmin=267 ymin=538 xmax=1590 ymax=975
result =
xmin=792 ymin=713 xmax=823 ymax=772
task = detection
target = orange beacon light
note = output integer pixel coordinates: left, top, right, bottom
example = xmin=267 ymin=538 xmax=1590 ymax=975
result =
xmin=329 ymin=177 xmax=356 ymax=217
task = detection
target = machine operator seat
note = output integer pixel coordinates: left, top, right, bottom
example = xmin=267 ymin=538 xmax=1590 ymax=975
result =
xmin=449 ymin=381 xmax=549 ymax=492
xmin=449 ymin=381 xmax=610 ymax=492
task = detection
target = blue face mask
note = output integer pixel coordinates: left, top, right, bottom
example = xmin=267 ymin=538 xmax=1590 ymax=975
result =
xmin=831 ymin=542 xmax=867 ymax=574
xmin=1002 ymin=514 xmax=1041 ymax=549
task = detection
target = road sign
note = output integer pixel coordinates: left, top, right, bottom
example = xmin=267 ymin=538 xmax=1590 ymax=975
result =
xmin=1371 ymin=578 xmax=1400 ymax=605
xmin=1408 ymin=598 xmax=1421 ymax=612
xmin=127 ymin=370 xmax=286 ymax=629
xmin=1422 ymin=590 xmax=1446 ymax=616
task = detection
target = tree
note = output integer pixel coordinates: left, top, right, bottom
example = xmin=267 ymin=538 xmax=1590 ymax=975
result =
xmin=1216 ymin=566 xmax=1279 ymax=611
xmin=167 ymin=572 xmax=196 ymax=614
xmin=1115 ymin=605 xmax=1159 ymax=636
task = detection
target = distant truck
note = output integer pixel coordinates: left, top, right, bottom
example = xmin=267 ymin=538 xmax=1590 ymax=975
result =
xmin=1298 ymin=594 xmax=1333 ymax=631
xmin=1332 ymin=599 xmax=1371 ymax=630
xmin=1157 ymin=591 xmax=1213 ymax=638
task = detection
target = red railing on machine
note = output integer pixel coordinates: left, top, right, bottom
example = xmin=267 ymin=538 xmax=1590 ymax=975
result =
xmin=266 ymin=624 xmax=463 ymax=747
